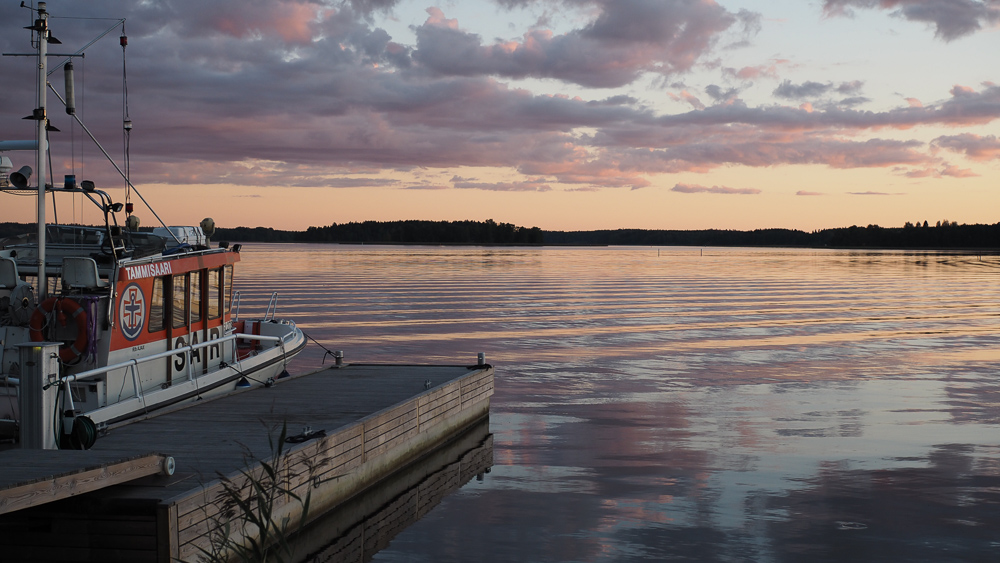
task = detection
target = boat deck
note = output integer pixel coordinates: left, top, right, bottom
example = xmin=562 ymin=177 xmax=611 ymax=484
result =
xmin=0 ymin=362 xmax=494 ymax=562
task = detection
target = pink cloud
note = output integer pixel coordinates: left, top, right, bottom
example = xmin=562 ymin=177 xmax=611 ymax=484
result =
xmin=726 ymin=60 xmax=787 ymax=80
xmin=939 ymin=164 xmax=979 ymax=177
xmin=650 ymin=84 xmax=1000 ymax=130
xmin=217 ymin=4 xmax=316 ymax=43
xmin=424 ymin=7 xmax=459 ymax=29
xmin=596 ymin=136 xmax=933 ymax=172
xmin=932 ymin=133 xmax=1000 ymax=160
xmin=412 ymin=1 xmax=739 ymax=88
xmin=518 ymin=159 xmax=652 ymax=189
xmin=669 ymin=90 xmax=706 ymax=110
xmin=823 ymin=0 xmax=1000 ymax=41
xmin=452 ymin=178 xmax=553 ymax=192
xmin=165 ymin=1 xmax=326 ymax=45
xmin=951 ymin=84 xmax=977 ymax=96
xmin=902 ymin=167 xmax=938 ymax=178
xmin=671 ymin=183 xmax=761 ymax=194
xmin=900 ymin=164 xmax=979 ymax=178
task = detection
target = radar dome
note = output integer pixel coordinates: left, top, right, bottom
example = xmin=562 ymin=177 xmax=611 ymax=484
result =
xmin=200 ymin=217 xmax=216 ymax=238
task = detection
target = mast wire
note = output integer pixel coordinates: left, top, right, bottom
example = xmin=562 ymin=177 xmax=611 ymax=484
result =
xmin=80 ymin=53 xmax=85 ymax=224
xmin=47 ymin=127 xmax=57 ymax=225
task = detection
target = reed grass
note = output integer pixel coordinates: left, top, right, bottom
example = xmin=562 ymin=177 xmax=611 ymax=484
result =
xmin=188 ymin=422 xmax=314 ymax=563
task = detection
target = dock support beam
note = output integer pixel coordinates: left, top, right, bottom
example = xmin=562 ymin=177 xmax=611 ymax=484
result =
xmin=18 ymin=343 xmax=61 ymax=449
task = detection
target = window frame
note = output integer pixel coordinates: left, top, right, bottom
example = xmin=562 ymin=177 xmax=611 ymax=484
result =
xmin=171 ymin=274 xmax=188 ymax=330
xmin=148 ymin=276 xmax=166 ymax=333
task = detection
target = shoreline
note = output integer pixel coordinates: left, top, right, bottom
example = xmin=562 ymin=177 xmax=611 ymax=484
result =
xmin=5 ymin=220 xmax=1000 ymax=251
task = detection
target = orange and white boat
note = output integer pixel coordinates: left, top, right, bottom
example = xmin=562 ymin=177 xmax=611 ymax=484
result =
xmin=0 ymin=3 xmax=305 ymax=448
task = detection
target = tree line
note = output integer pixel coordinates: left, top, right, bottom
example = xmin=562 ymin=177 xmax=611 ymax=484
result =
xmin=4 ymin=219 xmax=1000 ymax=248
xmin=543 ymin=222 xmax=1000 ymax=248
xmin=0 ymin=219 xmax=543 ymax=245
xmin=295 ymin=220 xmax=543 ymax=244
xmin=229 ymin=220 xmax=1000 ymax=248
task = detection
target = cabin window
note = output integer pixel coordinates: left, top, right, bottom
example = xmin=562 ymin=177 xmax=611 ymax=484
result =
xmin=149 ymin=277 xmax=165 ymax=332
xmin=223 ymin=265 xmax=233 ymax=314
xmin=172 ymin=274 xmax=187 ymax=329
xmin=208 ymin=268 xmax=221 ymax=319
xmin=190 ymin=270 xmax=202 ymax=324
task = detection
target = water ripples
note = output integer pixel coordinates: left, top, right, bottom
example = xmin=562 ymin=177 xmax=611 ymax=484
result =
xmin=233 ymin=245 xmax=1000 ymax=562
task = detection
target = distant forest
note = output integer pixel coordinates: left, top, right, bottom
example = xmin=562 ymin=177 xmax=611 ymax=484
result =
xmin=217 ymin=220 xmax=544 ymax=245
xmin=544 ymin=221 xmax=1000 ymax=248
xmin=3 ymin=219 xmax=1000 ymax=248
xmin=169 ymin=219 xmax=1000 ymax=248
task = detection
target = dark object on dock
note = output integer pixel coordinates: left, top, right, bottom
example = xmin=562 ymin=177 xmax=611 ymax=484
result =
xmin=285 ymin=428 xmax=326 ymax=443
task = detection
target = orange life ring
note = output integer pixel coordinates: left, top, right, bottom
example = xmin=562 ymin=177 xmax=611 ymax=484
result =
xmin=29 ymin=297 xmax=90 ymax=363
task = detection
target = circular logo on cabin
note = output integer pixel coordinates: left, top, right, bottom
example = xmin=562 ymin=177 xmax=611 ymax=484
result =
xmin=119 ymin=283 xmax=146 ymax=341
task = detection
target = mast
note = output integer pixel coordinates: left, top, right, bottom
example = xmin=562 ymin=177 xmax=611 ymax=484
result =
xmin=34 ymin=2 xmax=49 ymax=298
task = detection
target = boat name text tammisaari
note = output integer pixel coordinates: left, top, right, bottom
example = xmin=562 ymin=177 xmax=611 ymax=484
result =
xmin=125 ymin=261 xmax=173 ymax=280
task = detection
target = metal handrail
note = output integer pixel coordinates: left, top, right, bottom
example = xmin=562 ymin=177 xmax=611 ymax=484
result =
xmin=48 ymin=328 xmax=296 ymax=428
xmin=264 ymin=292 xmax=278 ymax=321
xmin=231 ymin=291 xmax=279 ymax=322
xmin=55 ymin=332 xmax=284 ymax=388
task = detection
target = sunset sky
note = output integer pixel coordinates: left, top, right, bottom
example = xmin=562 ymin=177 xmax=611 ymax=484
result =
xmin=1 ymin=0 xmax=998 ymax=232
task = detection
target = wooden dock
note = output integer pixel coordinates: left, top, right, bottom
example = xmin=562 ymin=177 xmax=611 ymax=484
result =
xmin=0 ymin=362 xmax=494 ymax=562
xmin=0 ymin=450 xmax=171 ymax=516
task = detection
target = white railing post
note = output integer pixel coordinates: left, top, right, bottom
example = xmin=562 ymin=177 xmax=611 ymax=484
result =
xmin=129 ymin=361 xmax=143 ymax=405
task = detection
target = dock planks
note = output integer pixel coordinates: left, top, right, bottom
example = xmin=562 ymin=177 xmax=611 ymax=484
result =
xmin=0 ymin=450 xmax=169 ymax=515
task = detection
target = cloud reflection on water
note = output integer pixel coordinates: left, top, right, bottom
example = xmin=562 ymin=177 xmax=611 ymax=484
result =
xmin=235 ymin=245 xmax=1000 ymax=562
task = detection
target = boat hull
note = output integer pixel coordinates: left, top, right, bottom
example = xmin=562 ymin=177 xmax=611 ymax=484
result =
xmin=91 ymin=319 xmax=307 ymax=428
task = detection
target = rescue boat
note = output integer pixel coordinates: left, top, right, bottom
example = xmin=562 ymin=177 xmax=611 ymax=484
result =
xmin=0 ymin=3 xmax=306 ymax=448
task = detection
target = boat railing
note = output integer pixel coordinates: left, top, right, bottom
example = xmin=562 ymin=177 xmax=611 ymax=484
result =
xmin=264 ymin=292 xmax=278 ymax=321
xmin=231 ymin=291 xmax=279 ymax=322
xmin=52 ymin=331 xmax=295 ymax=425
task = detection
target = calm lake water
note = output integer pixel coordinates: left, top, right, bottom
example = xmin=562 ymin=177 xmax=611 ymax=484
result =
xmin=236 ymin=244 xmax=1000 ymax=562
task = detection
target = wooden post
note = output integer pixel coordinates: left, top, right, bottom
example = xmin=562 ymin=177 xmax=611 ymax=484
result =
xmin=18 ymin=342 xmax=61 ymax=449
